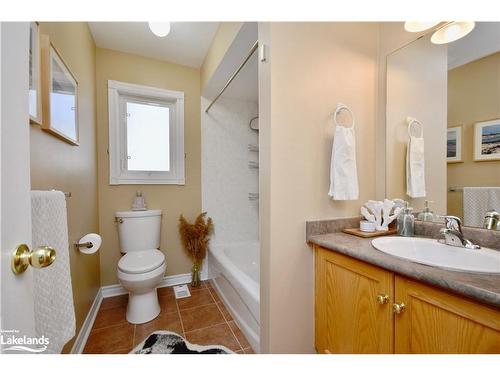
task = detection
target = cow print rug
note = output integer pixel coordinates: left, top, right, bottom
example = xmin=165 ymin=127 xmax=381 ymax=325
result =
xmin=130 ymin=331 xmax=234 ymax=354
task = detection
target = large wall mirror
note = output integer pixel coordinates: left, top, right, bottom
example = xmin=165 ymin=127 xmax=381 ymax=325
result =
xmin=386 ymin=22 xmax=500 ymax=229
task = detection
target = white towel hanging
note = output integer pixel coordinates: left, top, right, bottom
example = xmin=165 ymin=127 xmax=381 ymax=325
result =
xmin=31 ymin=190 xmax=76 ymax=353
xmin=329 ymin=103 xmax=359 ymax=200
xmin=463 ymin=187 xmax=500 ymax=227
xmin=406 ymin=117 xmax=426 ymax=198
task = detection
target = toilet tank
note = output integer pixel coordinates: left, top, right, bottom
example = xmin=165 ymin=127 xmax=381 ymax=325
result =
xmin=115 ymin=210 xmax=162 ymax=253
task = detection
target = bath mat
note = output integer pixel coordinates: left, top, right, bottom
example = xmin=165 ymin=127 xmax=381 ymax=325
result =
xmin=130 ymin=331 xmax=234 ymax=354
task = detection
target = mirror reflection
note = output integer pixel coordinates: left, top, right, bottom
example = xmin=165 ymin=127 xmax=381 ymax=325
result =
xmin=386 ymin=22 xmax=500 ymax=229
xmin=50 ymin=47 xmax=78 ymax=143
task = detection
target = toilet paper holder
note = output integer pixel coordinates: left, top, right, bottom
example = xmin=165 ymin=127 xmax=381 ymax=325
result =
xmin=74 ymin=233 xmax=102 ymax=254
xmin=74 ymin=241 xmax=93 ymax=249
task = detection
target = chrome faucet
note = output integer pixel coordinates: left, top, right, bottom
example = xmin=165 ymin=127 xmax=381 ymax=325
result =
xmin=439 ymin=216 xmax=480 ymax=250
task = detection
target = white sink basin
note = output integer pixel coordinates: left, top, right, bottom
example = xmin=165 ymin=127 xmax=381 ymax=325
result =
xmin=371 ymin=237 xmax=500 ymax=274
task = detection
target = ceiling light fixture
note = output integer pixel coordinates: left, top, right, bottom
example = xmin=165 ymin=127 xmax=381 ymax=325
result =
xmin=148 ymin=22 xmax=171 ymax=37
xmin=404 ymin=22 xmax=440 ymax=33
xmin=430 ymin=21 xmax=475 ymax=44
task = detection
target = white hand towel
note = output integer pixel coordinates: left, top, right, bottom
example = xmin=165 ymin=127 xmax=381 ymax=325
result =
xmin=328 ymin=126 xmax=359 ymax=200
xmin=406 ymin=135 xmax=426 ymax=198
xmin=463 ymin=187 xmax=500 ymax=227
xmin=31 ymin=190 xmax=75 ymax=354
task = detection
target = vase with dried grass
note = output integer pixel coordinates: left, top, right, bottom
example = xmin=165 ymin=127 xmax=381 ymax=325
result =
xmin=178 ymin=212 xmax=214 ymax=287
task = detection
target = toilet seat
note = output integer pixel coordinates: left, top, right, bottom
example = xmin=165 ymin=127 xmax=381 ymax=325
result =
xmin=118 ymin=249 xmax=165 ymax=274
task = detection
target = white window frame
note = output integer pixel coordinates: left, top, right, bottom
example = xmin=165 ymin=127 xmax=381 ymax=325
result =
xmin=108 ymin=80 xmax=185 ymax=185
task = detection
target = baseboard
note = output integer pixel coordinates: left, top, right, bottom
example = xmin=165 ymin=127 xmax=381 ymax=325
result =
xmin=70 ymin=288 xmax=103 ymax=354
xmin=101 ymin=272 xmax=208 ymax=298
xmin=71 ymin=271 xmax=209 ymax=353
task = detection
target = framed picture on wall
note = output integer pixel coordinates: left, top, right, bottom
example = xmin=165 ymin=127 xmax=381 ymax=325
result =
xmin=473 ymin=119 xmax=500 ymax=161
xmin=40 ymin=34 xmax=79 ymax=145
xmin=447 ymin=126 xmax=462 ymax=163
xmin=29 ymin=22 xmax=42 ymax=125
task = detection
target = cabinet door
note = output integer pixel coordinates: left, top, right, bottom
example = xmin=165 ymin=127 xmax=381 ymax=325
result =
xmin=394 ymin=276 xmax=500 ymax=353
xmin=315 ymin=247 xmax=394 ymax=353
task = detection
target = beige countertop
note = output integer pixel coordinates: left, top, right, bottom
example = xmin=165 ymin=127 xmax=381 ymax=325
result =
xmin=307 ymin=219 xmax=500 ymax=309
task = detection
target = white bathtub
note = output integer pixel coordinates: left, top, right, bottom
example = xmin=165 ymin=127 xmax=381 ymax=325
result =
xmin=208 ymin=242 xmax=260 ymax=352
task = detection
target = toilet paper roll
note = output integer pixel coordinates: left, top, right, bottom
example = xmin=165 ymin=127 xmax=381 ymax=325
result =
xmin=78 ymin=233 xmax=102 ymax=254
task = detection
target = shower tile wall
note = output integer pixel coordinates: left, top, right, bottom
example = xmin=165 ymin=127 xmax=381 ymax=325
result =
xmin=201 ymin=97 xmax=259 ymax=245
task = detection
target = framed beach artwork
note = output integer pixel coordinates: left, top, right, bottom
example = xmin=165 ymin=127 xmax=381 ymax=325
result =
xmin=473 ymin=119 xmax=500 ymax=161
xmin=447 ymin=126 xmax=462 ymax=163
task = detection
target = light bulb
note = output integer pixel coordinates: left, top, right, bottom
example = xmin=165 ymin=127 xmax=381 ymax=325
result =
xmin=431 ymin=22 xmax=475 ymax=44
xmin=148 ymin=22 xmax=171 ymax=37
xmin=404 ymin=22 xmax=440 ymax=33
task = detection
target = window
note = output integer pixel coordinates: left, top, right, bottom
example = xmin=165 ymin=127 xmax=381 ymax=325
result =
xmin=108 ymin=80 xmax=185 ymax=184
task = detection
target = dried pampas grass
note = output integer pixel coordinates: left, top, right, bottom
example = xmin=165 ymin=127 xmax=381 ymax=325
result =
xmin=178 ymin=212 xmax=214 ymax=266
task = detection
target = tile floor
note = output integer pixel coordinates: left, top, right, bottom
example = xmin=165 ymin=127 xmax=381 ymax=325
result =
xmin=83 ymin=281 xmax=255 ymax=354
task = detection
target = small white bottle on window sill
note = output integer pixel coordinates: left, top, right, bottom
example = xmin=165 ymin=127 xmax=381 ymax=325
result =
xmin=131 ymin=190 xmax=147 ymax=211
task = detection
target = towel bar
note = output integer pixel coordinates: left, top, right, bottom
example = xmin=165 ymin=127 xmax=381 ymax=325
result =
xmin=50 ymin=189 xmax=71 ymax=198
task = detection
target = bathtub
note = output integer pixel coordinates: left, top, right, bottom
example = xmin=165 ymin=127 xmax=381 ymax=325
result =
xmin=208 ymin=242 xmax=260 ymax=352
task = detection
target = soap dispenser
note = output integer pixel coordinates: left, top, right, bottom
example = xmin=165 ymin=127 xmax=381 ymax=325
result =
xmin=131 ymin=190 xmax=147 ymax=211
xmin=397 ymin=202 xmax=415 ymax=237
xmin=417 ymin=200 xmax=435 ymax=222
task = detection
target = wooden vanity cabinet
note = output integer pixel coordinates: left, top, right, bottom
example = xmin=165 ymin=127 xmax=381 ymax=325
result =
xmin=394 ymin=276 xmax=500 ymax=353
xmin=314 ymin=245 xmax=500 ymax=354
xmin=315 ymin=247 xmax=394 ymax=353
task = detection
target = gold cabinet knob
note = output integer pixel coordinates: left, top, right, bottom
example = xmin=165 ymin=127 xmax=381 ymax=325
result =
xmin=11 ymin=244 xmax=56 ymax=275
xmin=377 ymin=294 xmax=390 ymax=305
xmin=393 ymin=302 xmax=406 ymax=314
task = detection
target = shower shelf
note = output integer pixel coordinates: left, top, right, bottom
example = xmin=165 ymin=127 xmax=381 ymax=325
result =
xmin=248 ymin=193 xmax=259 ymax=201
xmin=248 ymin=161 xmax=259 ymax=169
xmin=248 ymin=144 xmax=259 ymax=152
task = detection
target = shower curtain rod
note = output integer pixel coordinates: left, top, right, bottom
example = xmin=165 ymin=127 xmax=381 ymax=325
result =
xmin=205 ymin=41 xmax=258 ymax=113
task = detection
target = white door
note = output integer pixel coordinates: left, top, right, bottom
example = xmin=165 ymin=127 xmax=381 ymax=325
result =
xmin=0 ymin=22 xmax=37 ymax=351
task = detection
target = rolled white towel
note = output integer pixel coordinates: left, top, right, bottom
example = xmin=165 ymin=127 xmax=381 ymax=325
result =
xmin=406 ymin=135 xmax=426 ymax=198
xmin=329 ymin=125 xmax=359 ymax=200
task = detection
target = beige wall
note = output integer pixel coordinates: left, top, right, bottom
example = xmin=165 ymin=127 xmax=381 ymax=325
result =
xmin=200 ymin=22 xmax=243 ymax=91
xmin=259 ymin=22 xmax=379 ymax=353
xmin=96 ymin=48 xmax=201 ymax=286
xmin=447 ymin=52 xmax=500 ymax=219
xmin=386 ymin=35 xmax=448 ymax=214
xmin=30 ymin=22 xmax=100 ymax=352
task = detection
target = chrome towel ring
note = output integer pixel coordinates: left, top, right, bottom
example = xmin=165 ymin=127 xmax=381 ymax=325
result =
xmin=407 ymin=117 xmax=424 ymax=138
xmin=333 ymin=103 xmax=355 ymax=129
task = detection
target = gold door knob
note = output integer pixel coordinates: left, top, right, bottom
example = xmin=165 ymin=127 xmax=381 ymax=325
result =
xmin=393 ymin=302 xmax=406 ymax=314
xmin=11 ymin=244 xmax=56 ymax=275
xmin=377 ymin=294 xmax=389 ymax=305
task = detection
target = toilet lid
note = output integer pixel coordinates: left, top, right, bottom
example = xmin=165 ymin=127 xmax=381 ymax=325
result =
xmin=118 ymin=249 xmax=165 ymax=274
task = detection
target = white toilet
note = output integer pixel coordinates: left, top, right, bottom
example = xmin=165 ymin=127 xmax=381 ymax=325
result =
xmin=115 ymin=209 xmax=166 ymax=324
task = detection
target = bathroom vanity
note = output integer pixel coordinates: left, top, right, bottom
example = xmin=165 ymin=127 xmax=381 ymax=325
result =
xmin=307 ymin=219 xmax=500 ymax=354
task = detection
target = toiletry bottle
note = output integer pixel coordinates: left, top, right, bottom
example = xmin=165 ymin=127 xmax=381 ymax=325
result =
xmin=393 ymin=199 xmax=406 ymax=211
xmin=397 ymin=202 xmax=415 ymax=237
xmin=417 ymin=200 xmax=434 ymax=222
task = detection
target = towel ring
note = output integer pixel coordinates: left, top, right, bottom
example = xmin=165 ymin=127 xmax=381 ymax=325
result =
xmin=407 ymin=117 xmax=423 ymax=138
xmin=333 ymin=103 xmax=355 ymax=129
